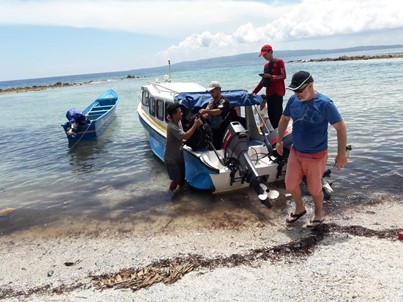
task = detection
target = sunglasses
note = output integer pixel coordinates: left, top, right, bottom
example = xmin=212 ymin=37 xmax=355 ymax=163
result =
xmin=294 ymin=84 xmax=309 ymax=93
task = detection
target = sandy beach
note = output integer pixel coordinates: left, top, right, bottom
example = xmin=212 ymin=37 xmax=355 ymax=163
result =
xmin=1 ymin=193 xmax=402 ymax=302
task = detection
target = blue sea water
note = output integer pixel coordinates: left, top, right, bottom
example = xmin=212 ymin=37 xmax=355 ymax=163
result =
xmin=1 ymin=49 xmax=403 ymax=235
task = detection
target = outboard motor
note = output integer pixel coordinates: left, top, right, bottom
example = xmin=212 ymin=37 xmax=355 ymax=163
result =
xmin=257 ymin=127 xmax=294 ymax=179
xmin=222 ymin=121 xmax=274 ymax=207
xmin=65 ymin=108 xmax=90 ymax=137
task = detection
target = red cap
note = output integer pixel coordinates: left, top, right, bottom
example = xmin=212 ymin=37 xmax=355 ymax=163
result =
xmin=259 ymin=44 xmax=272 ymax=56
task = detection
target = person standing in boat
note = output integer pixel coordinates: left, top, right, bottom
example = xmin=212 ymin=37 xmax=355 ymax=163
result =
xmin=199 ymin=81 xmax=230 ymax=149
xmin=276 ymin=71 xmax=348 ymax=228
xmin=252 ymin=44 xmax=286 ymax=129
xmin=164 ymin=103 xmax=203 ymax=193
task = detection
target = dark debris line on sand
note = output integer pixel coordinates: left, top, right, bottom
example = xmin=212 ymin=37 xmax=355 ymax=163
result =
xmin=0 ymin=224 xmax=400 ymax=300
xmin=91 ymin=224 xmax=399 ymax=292
xmin=0 ymin=283 xmax=86 ymax=301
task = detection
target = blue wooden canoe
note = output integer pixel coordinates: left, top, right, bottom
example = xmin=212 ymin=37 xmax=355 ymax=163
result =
xmin=62 ymin=89 xmax=118 ymax=141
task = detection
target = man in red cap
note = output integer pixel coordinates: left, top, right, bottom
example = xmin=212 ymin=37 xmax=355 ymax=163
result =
xmin=252 ymin=44 xmax=286 ymax=129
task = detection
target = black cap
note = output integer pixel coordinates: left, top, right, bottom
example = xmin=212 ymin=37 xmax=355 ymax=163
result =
xmin=287 ymin=71 xmax=314 ymax=90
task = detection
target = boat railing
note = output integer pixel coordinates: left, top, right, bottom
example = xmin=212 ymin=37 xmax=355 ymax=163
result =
xmin=150 ymin=82 xmax=179 ymax=95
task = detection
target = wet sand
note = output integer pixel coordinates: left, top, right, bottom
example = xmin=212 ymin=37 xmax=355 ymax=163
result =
xmin=0 ymin=191 xmax=402 ymax=301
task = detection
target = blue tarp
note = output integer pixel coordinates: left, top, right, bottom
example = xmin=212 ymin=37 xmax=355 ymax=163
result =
xmin=175 ymin=90 xmax=262 ymax=109
xmin=66 ymin=108 xmax=90 ymax=125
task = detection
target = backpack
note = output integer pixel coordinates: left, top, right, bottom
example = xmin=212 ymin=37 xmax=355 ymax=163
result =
xmin=262 ymin=59 xmax=277 ymax=88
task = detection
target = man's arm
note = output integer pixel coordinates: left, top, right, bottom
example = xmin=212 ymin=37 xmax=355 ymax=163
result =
xmin=275 ymin=115 xmax=290 ymax=156
xmin=252 ymin=80 xmax=263 ymax=94
xmin=332 ymin=120 xmax=348 ymax=170
xmin=183 ymin=118 xmax=203 ymax=141
xmin=199 ymin=108 xmax=222 ymax=116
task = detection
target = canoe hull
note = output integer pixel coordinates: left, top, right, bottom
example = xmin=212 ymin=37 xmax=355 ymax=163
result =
xmin=62 ymin=89 xmax=118 ymax=141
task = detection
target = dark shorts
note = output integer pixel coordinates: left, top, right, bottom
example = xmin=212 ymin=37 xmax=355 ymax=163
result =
xmin=166 ymin=162 xmax=185 ymax=181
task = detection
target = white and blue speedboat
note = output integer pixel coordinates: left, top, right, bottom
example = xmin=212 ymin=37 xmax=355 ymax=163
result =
xmin=137 ymin=79 xmax=294 ymax=205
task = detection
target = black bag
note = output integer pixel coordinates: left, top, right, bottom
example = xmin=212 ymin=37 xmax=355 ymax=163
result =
xmin=183 ymin=113 xmax=213 ymax=150
xmin=262 ymin=59 xmax=276 ymax=88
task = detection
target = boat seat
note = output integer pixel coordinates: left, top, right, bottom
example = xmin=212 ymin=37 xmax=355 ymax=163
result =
xmin=95 ymin=105 xmax=113 ymax=109
xmin=87 ymin=113 xmax=102 ymax=119
xmin=91 ymin=107 xmax=111 ymax=112
xmin=88 ymin=109 xmax=108 ymax=114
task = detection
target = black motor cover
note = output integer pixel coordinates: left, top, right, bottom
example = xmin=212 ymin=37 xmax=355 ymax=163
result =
xmin=222 ymin=121 xmax=260 ymax=183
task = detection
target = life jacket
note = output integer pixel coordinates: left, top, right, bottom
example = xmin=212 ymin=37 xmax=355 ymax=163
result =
xmin=208 ymin=97 xmax=229 ymax=129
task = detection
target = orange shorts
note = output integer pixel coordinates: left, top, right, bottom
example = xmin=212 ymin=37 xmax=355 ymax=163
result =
xmin=285 ymin=147 xmax=328 ymax=196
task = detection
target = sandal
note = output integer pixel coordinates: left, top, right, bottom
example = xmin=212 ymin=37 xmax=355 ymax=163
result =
xmin=286 ymin=210 xmax=307 ymax=223
xmin=306 ymin=219 xmax=324 ymax=228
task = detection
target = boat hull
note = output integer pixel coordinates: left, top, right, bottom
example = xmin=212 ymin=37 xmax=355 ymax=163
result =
xmin=183 ymin=144 xmax=285 ymax=192
xmin=138 ymin=105 xmax=166 ymax=161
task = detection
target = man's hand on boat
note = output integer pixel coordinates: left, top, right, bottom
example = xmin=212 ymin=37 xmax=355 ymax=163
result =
xmin=275 ymin=141 xmax=284 ymax=156
xmin=198 ymin=108 xmax=210 ymax=120
xmin=194 ymin=117 xmax=203 ymax=127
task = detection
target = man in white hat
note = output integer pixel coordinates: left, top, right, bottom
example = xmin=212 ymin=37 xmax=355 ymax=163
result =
xmin=199 ymin=81 xmax=230 ymax=149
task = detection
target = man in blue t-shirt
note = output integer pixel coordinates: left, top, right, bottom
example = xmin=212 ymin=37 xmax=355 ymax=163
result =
xmin=276 ymin=71 xmax=348 ymax=228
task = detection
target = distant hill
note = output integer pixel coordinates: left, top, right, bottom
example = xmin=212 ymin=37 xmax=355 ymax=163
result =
xmin=3 ymin=45 xmax=402 ymax=91
xmin=129 ymin=44 xmax=403 ymax=75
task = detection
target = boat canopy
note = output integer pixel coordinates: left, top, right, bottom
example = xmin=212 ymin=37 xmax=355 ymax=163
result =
xmin=175 ymin=90 xmax=262 ymax=109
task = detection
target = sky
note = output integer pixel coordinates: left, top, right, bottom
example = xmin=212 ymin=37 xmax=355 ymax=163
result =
xmin=1 ymin=0 xmax=402 ymax=81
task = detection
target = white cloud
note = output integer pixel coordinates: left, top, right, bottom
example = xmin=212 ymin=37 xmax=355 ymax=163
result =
xmin=3 ymin=0 xmax=400 ymax=58
xmin=1 ymin=0 xmax=400 ymax=41
xmin=161 ymin=0 xmax=403 ymax=63
xmin=0 ymin=0 xmax=279 ymax=36
xmin=1 ymin=0 xmax=402 ymax=79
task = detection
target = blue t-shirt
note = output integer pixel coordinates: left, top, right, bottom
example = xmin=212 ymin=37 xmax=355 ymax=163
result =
xmin=283 ymin=92 xmax=342 ymax=154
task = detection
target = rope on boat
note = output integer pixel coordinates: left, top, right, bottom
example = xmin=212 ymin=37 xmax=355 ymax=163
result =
xmin=67 ymin=123 xmax=92 ymax=150
xmin=253 ymin=104 xmax=273 ymax=135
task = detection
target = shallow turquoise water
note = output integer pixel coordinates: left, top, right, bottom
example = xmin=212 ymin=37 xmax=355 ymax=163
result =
xmin=1 ymin=58 xmax=402 ymax=234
